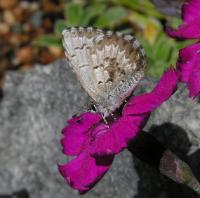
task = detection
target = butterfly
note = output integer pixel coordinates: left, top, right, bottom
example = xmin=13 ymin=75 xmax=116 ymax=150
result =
xmin=62 ymin=27 xmax=147 ymax=117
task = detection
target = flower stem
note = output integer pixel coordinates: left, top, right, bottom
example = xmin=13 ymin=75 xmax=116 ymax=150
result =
xmin=128 ymin=131 xmax=200 ymax=195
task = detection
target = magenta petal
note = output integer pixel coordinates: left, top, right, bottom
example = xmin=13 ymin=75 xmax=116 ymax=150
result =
xmin=91 ymin=67 xmax=179 ymax=157
xmin=182 ymin=0 xmax=200 ymax=22
xmin=58 ymin=152 xmax=114 ymax=193
xmin=167 ymin=20 xmax=200 ymax=39
xmin=167 ymin=0 xmax=200 ymax=39
xmin=177 ymin=43 xmax=200 ymax=97
xmin=90 ymin=117 xmax=133 ymax=156
xmin=178 ymin=42 xmax=200 ymax=63
xmin=90 ymin=114 xmax=150 ymax=156
xmin=177 ymin=43 xmax=200 ymax=82
xmin=187 ymin=56 xmax=200 ymax=97
xmin=61 ymin=112 xmax=102 ymax=156
xmin=63 ymin=112 xmax=102 ymax=134
xmin=124 ymin=66 xmax=179 ymax=115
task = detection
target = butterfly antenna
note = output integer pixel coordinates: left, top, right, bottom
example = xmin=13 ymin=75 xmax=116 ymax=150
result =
xmin=90 ymin=104 xmax=109 ymax=125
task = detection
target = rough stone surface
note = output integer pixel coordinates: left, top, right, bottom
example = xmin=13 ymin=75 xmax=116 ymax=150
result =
xmin=0 ymin=59 xmax=138 ymax=198
xmin=150 ymin=0 xmax=184 ymax=17
xmin=0 ymin=59 xmax=199 ymax=198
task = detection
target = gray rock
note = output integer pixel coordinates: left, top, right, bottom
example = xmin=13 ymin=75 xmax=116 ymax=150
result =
xmin=134 ymin=79 xmax=200 ymax=198
xmin=150 ymin=0 xmax=184 ymax=17
xmin=0 ymin=59 xmax=199 ymax=198
xmin=0 ymin=59 xmax=138 ymax=198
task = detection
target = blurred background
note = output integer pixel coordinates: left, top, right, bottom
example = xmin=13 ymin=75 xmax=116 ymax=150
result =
xmin=0 ymin=0 xmax=190 ymax=96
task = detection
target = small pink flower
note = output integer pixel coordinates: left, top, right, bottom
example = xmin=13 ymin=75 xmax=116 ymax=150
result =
xmin=167 ymin=0 xmax=200 ymax=39
xmin=177 ymin=42 xmax=200 ymax=97
xmin=58 ymin=112 xmax=114 ymax=193
xmin=58 ymin=66 xmax=179 ymax=193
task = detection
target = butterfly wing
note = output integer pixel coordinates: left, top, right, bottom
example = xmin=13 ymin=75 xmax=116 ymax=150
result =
xmin=62 ymin=27 xmax=147 ymax=116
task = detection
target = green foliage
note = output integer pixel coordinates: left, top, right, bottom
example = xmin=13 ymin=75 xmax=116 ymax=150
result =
xmin=95 ymin=6 xmax=127 ymax=28
xmin=34 ymin=0 xmax=190 ymax=78
xmin=34 ymin=1 xmax=127 ymax=48
xmin=33 ymin=35 xmax=61 ymax=47
xmin=64 ymin=3 xmax=107 ymax=27
xmin=112 ymin=0 xmax=164 ymax=18
xmin=139 ymin=33 xmax=192 ymax=77
xmin=65 ymin=3 xmax=84 ymax=26
xmin=54 ymin=19 xmax=67 ymax=36
xmin=63 ymin=2 xmax=127 ymax=28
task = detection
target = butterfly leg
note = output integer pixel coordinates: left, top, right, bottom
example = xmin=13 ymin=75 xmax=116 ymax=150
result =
xmin=101 ymin=112 xmax=109 ymax=125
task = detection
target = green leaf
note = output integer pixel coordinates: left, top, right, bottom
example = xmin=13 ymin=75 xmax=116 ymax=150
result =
xmin=95 ymin=6 xmax=127 ymax=28
xmin=81 ymin=3 xmax=106 ymax=26
xmin=128 ymin=12 xmax=162 ymax=44
xmin=33 ymin=35 xmax=62 ymax=48
xmin=112 ymin=0 xmax=164 ymax=19
xmin=54 ymin=19 xmax=67 ymax=35
xmin=138 ymin=37 xmax=154 ymax=58
xmin=168 ymin=17 xmax=182 ymax=29
xmin=154 ymin=35 xmax=171 ymax=62
xmin=112 ymin=0 xmax=142 ymax=10
xmin=64 ymin=3 xmax=84 ymax=26
xmin=139 ymin=32 xmax=178 ymax=78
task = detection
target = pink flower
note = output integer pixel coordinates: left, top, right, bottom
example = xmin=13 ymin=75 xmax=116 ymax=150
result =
xmin=58 ymin=113 xmax=113 ymax=193
xmin=167 ymin=0 xmax=200 ymax=39
xmin=58 ymin=66 xmax=179 ymax=193
xmin=177 ymin=42 xmax=200 ymax=97
xmin=166 ymin=0 xmax=200 ymax=97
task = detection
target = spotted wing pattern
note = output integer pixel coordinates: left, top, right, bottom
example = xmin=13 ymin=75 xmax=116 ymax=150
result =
xmin=62 ymin=27 xmax=147 ymax=116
